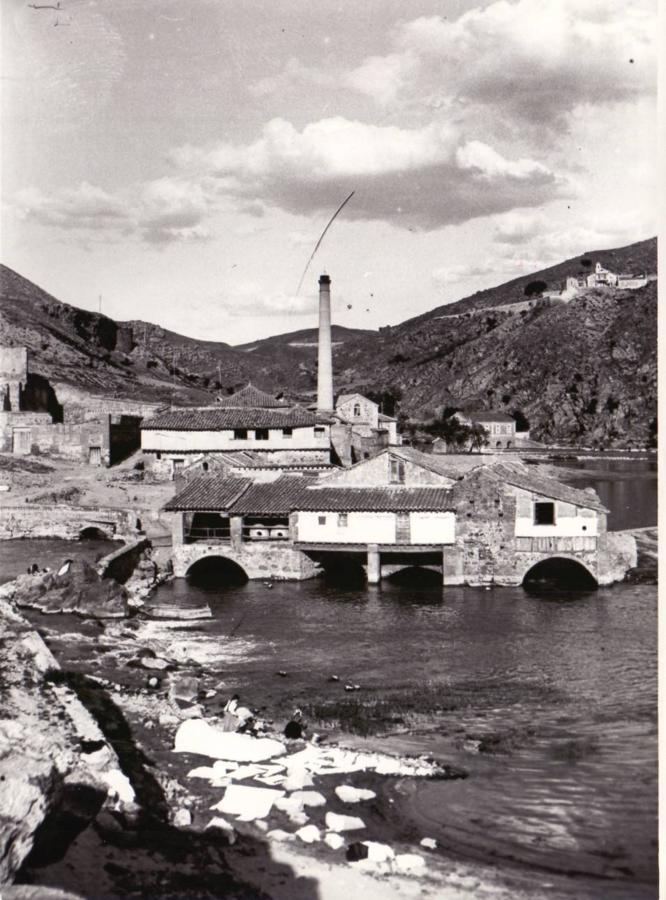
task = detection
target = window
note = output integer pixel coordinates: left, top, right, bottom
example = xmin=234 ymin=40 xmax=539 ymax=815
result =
xmin=534 ymin=501 xmax=555 ymax=525
xmin=314 ymin=426 xmax=326 ymax=436
xmin=338 ymin=513 xmax=348 ymax=527
xmin=156 ymin=452 xmax=162 ymax=460
xmin=282 ymin=427 xmax=293 ymax=437
xmin=233 ymin=428 xmax=248 ymax=440
xmin=202 ymin=462 xmax=209 ymax=472
xmin=255 ymin=428 xmax=269 ymax=440
xmin=353 ymin=403 xmax=361 ymax=417
xmin=318 ymin=515 xmax=327 ymax=525
xmin=389 ymin=458 xmax=405 ymax=484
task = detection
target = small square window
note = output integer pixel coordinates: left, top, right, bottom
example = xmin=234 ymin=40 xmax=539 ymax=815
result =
xmin=233 ymin=428 xmax=248 ymax=440
xmin=534 ymin=501 xmax=555 ymax=525
xmin=338 ymin=513 xmax=348 ymax=527
xmin=255 ymin=428 xmax=269 ymax=440
xmin=318 ymin=515 xmax=327 ymax=525
xmin=282 ymin=427 xmax=293 ymax=437
xmin=314 ymin=426 xmax=326 ymax=436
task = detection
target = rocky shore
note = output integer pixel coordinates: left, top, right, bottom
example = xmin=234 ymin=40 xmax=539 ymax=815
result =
xmin=0 ymin=570 xmax=594 ymax=900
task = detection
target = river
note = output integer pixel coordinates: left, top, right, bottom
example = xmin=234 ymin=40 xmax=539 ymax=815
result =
xmin=0 ymin=461 xmax=657 ymax=897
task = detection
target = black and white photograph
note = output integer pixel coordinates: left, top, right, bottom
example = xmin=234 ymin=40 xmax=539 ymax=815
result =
xmin=0 ymin=0 xmax=659 ymax=897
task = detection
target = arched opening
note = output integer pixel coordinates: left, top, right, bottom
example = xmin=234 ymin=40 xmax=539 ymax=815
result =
xmin=186 ymin=555 xmax=248 ymax=589
xmin=385 ymin=566 xmax=441 ymax=588
xmin=79 ymin=526 xmax=110 ymax=541
xmin=523 ymin=557 xmax=597 ymax=593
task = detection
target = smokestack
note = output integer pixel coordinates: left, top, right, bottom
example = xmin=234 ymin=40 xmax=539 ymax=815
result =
xmin=317 ymin=273 xmax=334 ymax=412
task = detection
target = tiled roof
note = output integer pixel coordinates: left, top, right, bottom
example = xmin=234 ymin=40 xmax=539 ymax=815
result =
xmin=164 ymin=476 xmax=250 ymax=511
xmin=142 ymin=406 xmax=317 ymax=431
xmin=462 ymin=410 xmax=516 ymax=424
xmin=483 ymin=463 xmax=608 ymax=512
xmin=378 ymin=412 xmax=397 ymax=422
xmin=231 ymin=476 xmax=315 ymax=515
xmin=390 ymin=446 xmax=488 ymax=479
xmin=216 ymin=383 xmax=289 ymax=408
xmin=295 ymin=486 xmax=454 ymax=512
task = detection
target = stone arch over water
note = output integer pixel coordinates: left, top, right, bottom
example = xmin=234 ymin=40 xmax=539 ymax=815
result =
xmin=185 ymin=554 xmax=249 ymax=588
xmin=522 ymin=556 xmax=598 ymax=591
xmin=79 ymin=526 xmax=114 ymax=540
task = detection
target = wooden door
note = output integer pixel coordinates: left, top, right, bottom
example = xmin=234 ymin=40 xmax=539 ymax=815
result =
xmin=89 ymin=446 xmax=102 ymax=466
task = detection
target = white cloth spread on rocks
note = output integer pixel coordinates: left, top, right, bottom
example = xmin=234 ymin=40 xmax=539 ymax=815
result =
xmin=174 ymin=719 xmax=285 ymax=762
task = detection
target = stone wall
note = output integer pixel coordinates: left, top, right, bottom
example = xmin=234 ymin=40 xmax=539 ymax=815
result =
xmin=0 ymin=504 xmax=135 ymax=541
xmin=98 ymin=538 xmax=151 ymax=585
xmin=0 ymin=598 xmax=135 ymax=883
xmin=172 ymin=540 xmax=321 ymax=580
xmin=0 ymin=345 xmax=28 ymax=410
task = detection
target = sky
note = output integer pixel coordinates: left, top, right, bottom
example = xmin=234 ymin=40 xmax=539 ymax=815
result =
xmin=0 ymin=0 xmax=658 ymax=344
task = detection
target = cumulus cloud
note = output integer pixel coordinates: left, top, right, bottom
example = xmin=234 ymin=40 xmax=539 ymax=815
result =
xmin=493 ymin=210 xmax=546 ymax=244
xmin=12 ymin=177 xmax=215 ymax=245
xmin=170 ymin=116 xmax=560 ymax=229
xmin=347 ymin=0 xmax=655 ymax=123
xmin=223 ymin=281 xmax=314 ymax=318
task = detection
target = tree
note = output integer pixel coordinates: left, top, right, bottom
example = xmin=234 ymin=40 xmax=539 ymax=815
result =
xmin=524 ymin=280 xmax=548 ymax=297
xmin=468 ymin=423 xmax=490 ymax=453
xmin=424 ymin=415 xmax=489 ymax=453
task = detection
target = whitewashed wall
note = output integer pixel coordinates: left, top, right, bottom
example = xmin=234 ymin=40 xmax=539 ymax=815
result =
xmin=142 ymin=425 xmax=330 ymax=452
xmin=514 ymin=494 xmax=599 ymax=537
xmin=296 ymin=510 xmax=396 ymax=544
xmin=296 ymin=509 xmax=455 ymax=545
xmin=409 ymin=512 xmax=455 ymax=544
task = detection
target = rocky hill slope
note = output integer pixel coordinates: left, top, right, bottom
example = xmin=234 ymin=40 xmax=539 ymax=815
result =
xmin=0 ymin=236 xmax=657 ymax=446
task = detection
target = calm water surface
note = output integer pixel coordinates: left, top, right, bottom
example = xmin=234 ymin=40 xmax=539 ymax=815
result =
xmin=148 ymin=575 xmax=657 ymax=894
xmin=552 ymin=456 xmax=657 ymax=531
xmin=0 ymin=537 xmax=120 ymax=585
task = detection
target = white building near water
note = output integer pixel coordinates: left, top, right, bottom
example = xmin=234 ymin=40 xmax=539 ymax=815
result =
xmin=141 ymin=383 xmax=331 ymax=479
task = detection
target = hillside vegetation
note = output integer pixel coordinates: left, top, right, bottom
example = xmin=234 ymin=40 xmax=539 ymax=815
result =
xmin=0 ymin=236 xmax=657 ymax=446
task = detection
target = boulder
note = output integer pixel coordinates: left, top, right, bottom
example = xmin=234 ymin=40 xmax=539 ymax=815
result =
xmin=168 ymin=674 xmax=199 ymax=704
xmin=345 ymin=841 xmax=369 ymax=862
xmin=172 ymin=808 xmax=192 ymax=827
xmin=8 ymin=560 xmax=128 ymax=618
xmin=420 ymin=837 xmax=437 ymax=849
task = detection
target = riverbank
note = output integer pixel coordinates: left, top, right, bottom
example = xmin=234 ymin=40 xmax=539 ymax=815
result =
xmin=4 ymin=568 xmax=655 ymax=900
xmin=0 ymin=595 xmax=564 ymax=900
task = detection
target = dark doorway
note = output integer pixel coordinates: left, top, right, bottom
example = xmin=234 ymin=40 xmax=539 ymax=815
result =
xmin=79 ymin=527 xmax=109 ymax=540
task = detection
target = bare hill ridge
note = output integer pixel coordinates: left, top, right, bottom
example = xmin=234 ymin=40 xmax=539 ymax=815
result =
xmin=0 ymin=236 xmax=657 ymax=446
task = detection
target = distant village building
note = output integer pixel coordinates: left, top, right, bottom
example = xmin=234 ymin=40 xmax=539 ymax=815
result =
xmin=586 ymin=261 xmax=618 ymax=287
xmin=454 ymin=410 xmax=516 ymax=449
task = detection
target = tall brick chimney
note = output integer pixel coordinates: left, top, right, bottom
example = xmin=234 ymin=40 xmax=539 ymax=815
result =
xmin=317 ymin=273 xmax=334 ymax=412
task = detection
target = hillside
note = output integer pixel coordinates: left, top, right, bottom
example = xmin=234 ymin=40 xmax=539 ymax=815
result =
xmin=0 ymin=236 xmax=657 ymax=446
xmin=0 ymin=265 xmax=375 ymax=406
